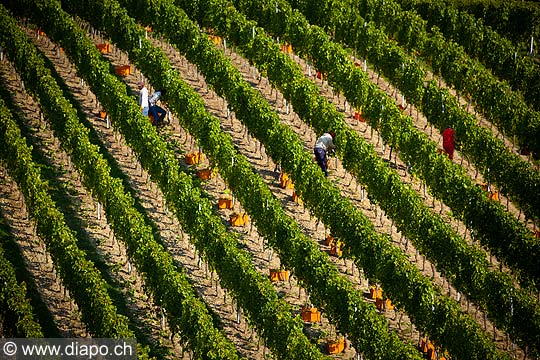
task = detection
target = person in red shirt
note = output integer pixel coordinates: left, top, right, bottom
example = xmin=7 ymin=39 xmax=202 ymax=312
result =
xmin=442 ymin=127 xmax=456 ymax=160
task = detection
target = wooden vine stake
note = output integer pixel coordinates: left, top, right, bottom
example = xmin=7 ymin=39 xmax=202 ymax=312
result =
xmin=160 ymin=308 xmax=166 ymax=330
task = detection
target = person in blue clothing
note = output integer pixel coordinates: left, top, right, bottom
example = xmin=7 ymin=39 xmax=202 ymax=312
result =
xmin=148 ymin=89 xmax=167 ymax=126
xmin=314 ymin=131 xmax=335 ymax=177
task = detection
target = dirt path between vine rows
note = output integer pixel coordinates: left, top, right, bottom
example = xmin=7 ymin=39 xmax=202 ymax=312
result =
xmin=26 ymin=25 xmax=274 ymax=359
xmin=203 ymin=38 xmax=526 ymax=357
xmin=0 ymin=169 xmax=87 ymax=338
xmin=147 ymin=29 xmax=524 ymax=358
xmin=0 ymin=54 xmax=189 ymax=357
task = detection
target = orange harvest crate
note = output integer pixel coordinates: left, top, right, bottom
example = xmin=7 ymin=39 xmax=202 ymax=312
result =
xmin=420 ymin=338 xmax=428 ymax=353
xmin=325 ymin=234 xmax=335 ymax=246
xmin=185 ymin=151 xmax=204 ymax=165
xmin=208 ymin=34 xmax=221 ymax=45
xmin=327 ymin=338 xmax=345 ymax=354
xmin=96 ymin=43 xmax=111 ymax=53
xmin=300 ymin=307 xmax=321 ymax=323
xmin=218 ymin=197 xmax=233 ymax=209
xmin=279 ymin=170 xmax=288 ymax=187
xmin=230 ymin=212 xmax=249 ymax=227
xmin=279 ymin=171 xmax=294 ymax=189
xmin=114 ymin=65 xmax=132 ymax=76
xmin=426 ymin=342 xmax=436 ymax=360
xmin=269 ymin=269 xmax=289 ymax=282
xmin=197 ymin=169 xmax=212 ymax=180
xmin=354 ymin=111 xmax=366 ymax=122
xmin=330 ymin=242 xmax=342 ymax=257
xmin=230 ymin=213 xmax=244 ymax=226
xmin=370 ymin=286 xmax=382 ymax=300
xmin=376 ymin=298 xmax=394 ymax=311
xmin=281 ymin=43 xmax=293 ymax=53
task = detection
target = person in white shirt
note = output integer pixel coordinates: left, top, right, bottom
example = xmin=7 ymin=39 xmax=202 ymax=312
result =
xmin=138 ymin=81 xmax=149 ymax=116
xmin=314 ymin=131 xmax=335 ymax=177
